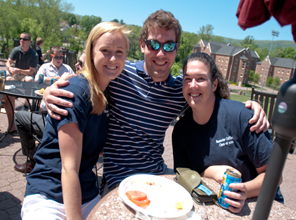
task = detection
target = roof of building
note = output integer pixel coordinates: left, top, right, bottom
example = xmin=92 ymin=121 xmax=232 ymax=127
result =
xmin=269 ymin=57 xmax=296 ymax=69
xmin=240 ymin=55 xmax=248 ymax=60
xmin=250 ymin=50 xmax=260 ymax=59
xmin=198 ymin=40 xmax=259 ymax=58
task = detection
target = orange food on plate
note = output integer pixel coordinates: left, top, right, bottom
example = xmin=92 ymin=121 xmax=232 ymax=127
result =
xmin=126 ymin=191 xmax=151 ymax=209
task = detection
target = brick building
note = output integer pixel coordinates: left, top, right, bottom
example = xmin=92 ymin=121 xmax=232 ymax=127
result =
xmin=255 ymin=56 xmax=296 ymax=86
xmin=193 ymin=39 xmax=260 ymax=86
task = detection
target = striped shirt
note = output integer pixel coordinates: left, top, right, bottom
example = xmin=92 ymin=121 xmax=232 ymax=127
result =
xmin=103 ymin=60 xmax=188 ymax=187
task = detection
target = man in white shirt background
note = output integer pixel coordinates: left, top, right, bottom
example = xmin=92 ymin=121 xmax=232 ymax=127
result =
xmin=34 ymin=46 xmax=74 ymax=84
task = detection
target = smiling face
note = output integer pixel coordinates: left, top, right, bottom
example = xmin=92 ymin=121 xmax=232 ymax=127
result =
xmin=183 ymin=60 xmax=218 ymax=110
xmin=141 ymin=28 xmax=178 ymax=82
xmin=92 ymin=31 xmax=127 ymax=90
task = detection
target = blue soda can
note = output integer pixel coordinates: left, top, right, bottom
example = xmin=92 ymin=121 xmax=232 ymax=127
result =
xmin=38 ymin=74 xmax=44 ymax=84
xmin=0 ymin=71 xmax=6 ymax=78
xmin=218 ymin=168 xmax=242 ymax=209
xmin=51 ymin=78 xmax=57 ymax=85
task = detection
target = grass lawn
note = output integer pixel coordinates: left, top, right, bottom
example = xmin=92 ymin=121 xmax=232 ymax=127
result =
xmin=230 ymin=94 xmax=251 ymax=103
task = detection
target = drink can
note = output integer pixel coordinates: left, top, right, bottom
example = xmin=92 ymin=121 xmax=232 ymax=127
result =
xmin=0 ymin=76 xmax=5 ymax=91
xmin=38 ymin=74 xmax=44 ymax=84
xmin=218 ymin=168 xmax=242 ymax=209
xmin=0 ymin=71 xmax=6 ymax=78
xmin=51 ymin=78 xmax=57 ymax=85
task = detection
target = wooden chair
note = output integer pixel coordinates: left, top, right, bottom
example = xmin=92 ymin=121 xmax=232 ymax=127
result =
xmin=251 ymin=87 xmax=278 ymax=139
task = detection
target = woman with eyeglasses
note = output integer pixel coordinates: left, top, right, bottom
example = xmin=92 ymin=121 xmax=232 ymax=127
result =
xmin=34 ymin=46 xmax=74 ymax=85
xmin=172 ymin=53 xmax=283 ymax=214
xmin=21 ymin=22 xmax=130 ymax=220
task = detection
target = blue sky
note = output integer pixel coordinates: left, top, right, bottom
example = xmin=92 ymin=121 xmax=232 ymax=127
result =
xmin=70 ymin=0 xmax=295 ymax=42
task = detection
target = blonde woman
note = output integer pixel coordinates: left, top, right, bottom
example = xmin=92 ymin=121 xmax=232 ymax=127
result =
xmin=21 ymin=22 xmax=129 ymax=220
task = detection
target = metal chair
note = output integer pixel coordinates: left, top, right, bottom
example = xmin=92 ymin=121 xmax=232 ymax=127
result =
xmin=251 ymin=87 xmax=278 ymax=140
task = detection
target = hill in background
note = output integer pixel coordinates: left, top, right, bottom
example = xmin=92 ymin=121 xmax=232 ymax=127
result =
xmin=220 ymin=36 xmax=296 ymax=49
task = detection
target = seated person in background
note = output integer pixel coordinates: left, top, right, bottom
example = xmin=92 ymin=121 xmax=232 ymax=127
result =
xmin=4 ymin=32 xmax=38 ymax=131
xmin=75 ymin=52 xmax=86 ymax=73
xmin=35 ymin=37 xmax=50 ymax=66
xmin=14 ymin=50 xmax=78 ymax=173
xmin=14 ymin=109 xmax=46 ymax=173
xmin=34 ymin=46 xmax=74 ymax=85
xmin=172 ymin=52 xmax=283 ymax=214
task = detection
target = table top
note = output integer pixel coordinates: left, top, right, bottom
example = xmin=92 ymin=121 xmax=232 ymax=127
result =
xmin=87 ymin=175 xmax=296 ymax=220
xmin=0 ymin=81 xmax=46 ymax=100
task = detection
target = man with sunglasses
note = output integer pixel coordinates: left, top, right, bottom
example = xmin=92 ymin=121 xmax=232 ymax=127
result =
xmin=3 ymin=33 xmax=38 ymax=133
xmin=42 ymin=10 xmax=268 ymax=195
xmin=34 ymin=46 xmax=74 ymax=85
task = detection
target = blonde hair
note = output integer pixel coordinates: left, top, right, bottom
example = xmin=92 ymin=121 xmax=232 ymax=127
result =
xmin=79 ymin=22 xmax=130 ymax=115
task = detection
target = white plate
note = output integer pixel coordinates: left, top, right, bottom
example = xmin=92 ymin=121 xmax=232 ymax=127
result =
xmin=119 ymin=174 xmax=193 ymax=219
xmin=34 ymin=90 xmax=44 ymax=96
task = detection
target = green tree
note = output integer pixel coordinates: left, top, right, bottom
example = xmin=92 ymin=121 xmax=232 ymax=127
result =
xmin=273 ymin=77 xmax=281 ymax=89
xmin=171 ymin=62 xmax=182 ymax=77
xmin=62 ymin=13 xmax=77 ymax=26
xmin=240 ymin=35 xmax=258 ymax=51
xmin=256 ymin=48 xmax=269 ymax=61
xmin=197 ymin=24 xmax=213 ymax=41
xmin=254 ymin=73 xmax=260 ymax=84
xmin=80 ymin=15 xmax=102 ymax=34
xmin=249 ymin=70 xmax=255 ymax=84
xmin=266 ymin=76 xmax=274 ymax=86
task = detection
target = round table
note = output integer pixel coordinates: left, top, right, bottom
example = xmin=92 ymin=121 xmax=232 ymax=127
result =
xmin=87 ymin=175 xmax=296 ymax=220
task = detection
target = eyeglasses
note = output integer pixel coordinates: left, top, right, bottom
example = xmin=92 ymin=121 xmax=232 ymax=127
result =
xmin=144 ymin=39 xmax=177 ymax=52
xmin=52 ymin=56 xmax=63 ymax=60
xmin=19 ymin=38 xmax=30 ymax=41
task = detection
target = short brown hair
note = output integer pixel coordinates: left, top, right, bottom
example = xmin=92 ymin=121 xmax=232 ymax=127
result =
xmin=20 ymin=33 xmax=31 ymax=41
xmin=138 ymin=10 xmax=182 ymax=43
xmin=36 ymin=37 xmax=43 ymax=46
xmin=50 ymin=46 xmax=62 ymax=54
xmin=183 ymin=53 xmax=230 ymax=99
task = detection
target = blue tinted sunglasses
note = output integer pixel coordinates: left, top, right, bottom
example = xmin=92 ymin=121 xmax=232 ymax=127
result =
xmin=144 ymin=39 xmax=177 ymax=52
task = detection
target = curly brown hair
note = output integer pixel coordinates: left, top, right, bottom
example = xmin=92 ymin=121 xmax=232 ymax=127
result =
xmin=182 ymin=52 xmax=230 ymax=99
xmin=138 ymin=10 xmax=182 ymax=43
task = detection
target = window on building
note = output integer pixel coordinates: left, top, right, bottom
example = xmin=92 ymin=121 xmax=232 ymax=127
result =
xmin=235 ymin=59 xmax=238 ymax=64
xmin=233 ymin=67 xmax=236 ymax=72
xmin=226 ymin=58 xmax=228 ymax=63
xmin=278 ymin=69 xmax=280 ymax=73
xmin=286 ymin=77 xmax=289 ymax=80
xmin=288 ymin=70 xmax=290 ymax=74
xmin=240 ymin=73 xmax=243 ymax=77
xmin=247 ymin=62 xmax=249 ymax=67
xmin=225 ymin=65 xmax=227 ymax=70
xmin=219 ymin=57 xmax=221 ymax=61
xmin=222 ymin=58 xmax=224 ymax=62
xmin=242 ymin=61 xmax=245 ymax=69
xmin=280 ymin=76 xmax=282 ymax=80
xmin=262 ymin=66 xmax=264 ymax=70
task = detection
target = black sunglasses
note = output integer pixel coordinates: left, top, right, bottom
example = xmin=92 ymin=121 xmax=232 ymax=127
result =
xmin=53 ymin=56 xmax=63 ymax=60
xmin=144 ymin=39 xmax=177 ymax=52
xmin=19 ymin=37 xmax=30 ymax=41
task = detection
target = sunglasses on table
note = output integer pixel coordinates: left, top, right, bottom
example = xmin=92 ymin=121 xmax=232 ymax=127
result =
xmin=19 ymin=38 xmax=30 ymax=41
xmin=144 ymin=39 xmax=177 ymax=52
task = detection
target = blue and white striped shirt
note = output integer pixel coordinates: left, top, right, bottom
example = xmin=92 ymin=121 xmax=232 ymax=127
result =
xmin=103 ymin=60 xmax=187 ymax=187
